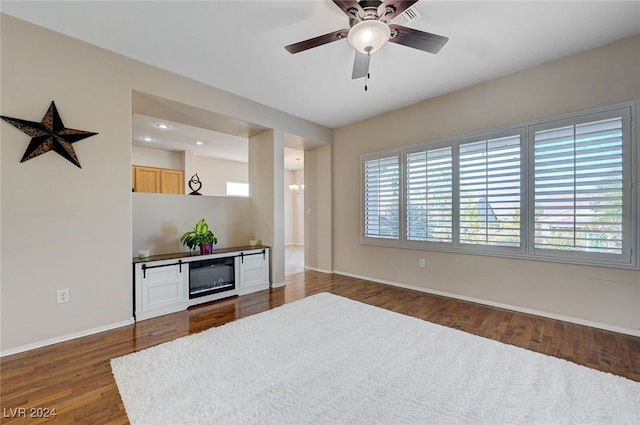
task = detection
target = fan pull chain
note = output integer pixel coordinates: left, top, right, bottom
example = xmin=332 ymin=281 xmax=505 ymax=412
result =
xmin=364 ymin=51 xmax=371 ymax=92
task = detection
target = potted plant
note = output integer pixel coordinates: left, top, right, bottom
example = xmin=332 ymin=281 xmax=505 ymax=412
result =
xmin=180 ymin=218 xmax=218 ymax=254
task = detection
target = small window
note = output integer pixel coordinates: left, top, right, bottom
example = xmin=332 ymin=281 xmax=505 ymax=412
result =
xmin=226 ymin=181 xmax=249 ymax=197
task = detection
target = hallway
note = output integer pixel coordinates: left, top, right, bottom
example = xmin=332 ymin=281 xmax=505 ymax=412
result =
xmin=285 ymin=245 xmax=304 ymax=275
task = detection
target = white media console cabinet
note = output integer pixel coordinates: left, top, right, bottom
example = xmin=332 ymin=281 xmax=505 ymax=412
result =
xmin=133 ymin=246 xmax=270 ymax=321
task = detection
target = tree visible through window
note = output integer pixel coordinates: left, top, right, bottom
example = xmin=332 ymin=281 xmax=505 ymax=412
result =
xmin=459 ymin=134 xmax=521 ymax=247
xmin=406 ymin=147 xmax=452 ymax=242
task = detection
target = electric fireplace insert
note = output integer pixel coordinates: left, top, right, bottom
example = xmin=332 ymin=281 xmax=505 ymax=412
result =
xmin=188 ymin=256 xmax=235 ymax=299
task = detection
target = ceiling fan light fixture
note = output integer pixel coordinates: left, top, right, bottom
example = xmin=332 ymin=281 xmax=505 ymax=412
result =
xmin=348 ymin=20 xmax=390 ymax=54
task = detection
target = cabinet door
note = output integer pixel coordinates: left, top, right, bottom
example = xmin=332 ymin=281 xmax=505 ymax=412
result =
xmin=239 ymin=250 xmax=270 ymax=295
xmin=133 ymin=166 xmax=161 ymax=193
xmin=135 ymin=263 xmax=187 ymax=320
xmin=161 ymin=169 xmax=184 ymax=194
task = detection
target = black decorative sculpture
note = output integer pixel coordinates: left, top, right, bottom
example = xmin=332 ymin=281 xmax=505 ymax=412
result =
xmin=188 ymin=173 xmax=203 ymax=195
xmin=1 ymin=101 xmax=98 ymax=168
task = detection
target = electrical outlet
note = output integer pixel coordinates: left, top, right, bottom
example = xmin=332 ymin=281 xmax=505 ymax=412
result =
xmin=419 ymin=259 xmax=426 ymax=268
xmin=57 ymin=288 xmax=70 ymax=304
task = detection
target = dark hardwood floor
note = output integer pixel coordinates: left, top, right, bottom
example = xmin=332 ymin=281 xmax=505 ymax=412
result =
xmin=2 ymin=270 xmax=639 ymax=424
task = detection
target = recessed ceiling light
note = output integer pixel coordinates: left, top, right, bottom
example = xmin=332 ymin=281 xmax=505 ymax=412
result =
xmin=196 ymin=140 xmax=203 ymax=145
xmin=141 ymin=136 xmax=154 ymax=142
xmin=155 ymin=123 xmax=170 ymax=129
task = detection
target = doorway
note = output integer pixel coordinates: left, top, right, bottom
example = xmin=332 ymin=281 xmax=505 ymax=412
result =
xmin=285 ymin=149 xmax=304 ymax=275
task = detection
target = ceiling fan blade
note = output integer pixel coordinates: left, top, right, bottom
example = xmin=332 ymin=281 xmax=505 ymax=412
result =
xmin=379 ymin=0 xmax=419 ymax=21
xmin=352 ymin=51 xmax=370 ymax=79
xmin=332 ymin=0 xmax=364 ymax=19
xmin=285 ymin=29 xmax=349 ymax=54
xmin=388 ymin=24 xmax=448 ymax=54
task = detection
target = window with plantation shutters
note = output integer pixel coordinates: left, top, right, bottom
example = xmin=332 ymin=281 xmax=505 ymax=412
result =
xmin=406 ymin=147 xmax=453 ymax=243
xmin=532 ymin=112 xmax=629 ymax=260
xmin=459 ymin=134 xmax=521 ymax=248
xmin=361 ymin=101 xmax=636 ymax=269
xmin=363 ymin=154 xmax=400 ymax=240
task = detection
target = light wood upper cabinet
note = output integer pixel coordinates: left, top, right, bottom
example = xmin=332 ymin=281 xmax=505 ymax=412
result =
xmin=132 ymin=166 xmax=184 ymax=194
xmin=160 ymin=169 xmax=184 ymax=194
xmin=133 ymin=166 xmax=161 ymax=193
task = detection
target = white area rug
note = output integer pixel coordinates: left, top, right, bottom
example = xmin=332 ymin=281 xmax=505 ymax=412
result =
xmin=111 ymin=293 xmax=640 ymax=425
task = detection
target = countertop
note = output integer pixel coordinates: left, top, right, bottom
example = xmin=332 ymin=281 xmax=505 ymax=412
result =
xmin=132 ymin=245 xmax=269 ymax=264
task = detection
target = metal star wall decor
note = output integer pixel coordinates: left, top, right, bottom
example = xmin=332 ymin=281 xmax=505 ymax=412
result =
xmin=1 ymin=101 xmax=98 ymax=168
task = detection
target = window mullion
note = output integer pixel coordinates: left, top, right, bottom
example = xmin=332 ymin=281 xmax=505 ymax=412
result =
xmin=484 ymin=140 xmax=490 ymax=242
xmin=522 ymin=127 xmax=533 ymax=256
xmin=572 ymin=124 xmax=578 ymax=249
xmin=400 ymin=151 xmax=407 ymax=245
xmin=452 ymin=142 xmax=461 ymax=248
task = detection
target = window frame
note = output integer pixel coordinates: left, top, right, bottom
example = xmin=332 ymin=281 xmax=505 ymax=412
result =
xmin=526 ymin=107 xmax=633 ymax=266
xmin=360 ymin=101 xmax=638 ymax=269
xmin=361 ymin=150 xmax=402 ymax=247
xmin=455 ymin=128 xmax=527 ymax=256
xmin=403 ymin=142 xmax=455 ymax=249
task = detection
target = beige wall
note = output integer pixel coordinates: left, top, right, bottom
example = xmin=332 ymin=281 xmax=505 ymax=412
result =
xmin=1 ymin=15 xmax=133 ymax=353
xmin=249 ymin=130 xmax=286 ymax=286
xmin=132 ymin=193 xmax=252 ymax=255
xmin=305 ymin=145 xmax=333 ymax=272
xmin=0 ymin=14 xmax=330 ymax=353
xmin=193 ymin=155 xmax=248 ymax=197
xmin=132 ymin=145 xmax=184 ymax=170
xmin=333 ymin=34 xmax=640 ymax=334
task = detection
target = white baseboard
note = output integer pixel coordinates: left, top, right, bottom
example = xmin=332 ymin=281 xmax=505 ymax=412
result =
xmin=334 ymin=270 xmax=640 ymax=338
xmin=271 ymin=281 xmax=286 ymax=288
xmin=304 ymin=265 xmax=333 ymax=274
xmin=0 ymin=318 xmax=135 ymax=357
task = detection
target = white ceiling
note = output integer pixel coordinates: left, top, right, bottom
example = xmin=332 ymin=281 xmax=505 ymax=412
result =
xmin=133 ymin=113 xmax=305 ymax=170
xmin=3 ymin=1 xmax=640 ymax=131
xmin=132 ymin=113 xmax=249 ymax=162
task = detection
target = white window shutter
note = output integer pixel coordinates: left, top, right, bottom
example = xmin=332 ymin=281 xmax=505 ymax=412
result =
xmin=363 ymin=155 xmax=400 ymax=240
xmin=459 ymin=134 xmax=521 ymax=247
xmin=406 ymin=147 xmax=453 ymax=242
xmin=533 ymin=116 xmax=624 ymax=256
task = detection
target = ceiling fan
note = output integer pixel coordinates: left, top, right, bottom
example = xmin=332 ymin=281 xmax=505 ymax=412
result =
xmin=285 ymin=0 xmax=449 ymax=83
